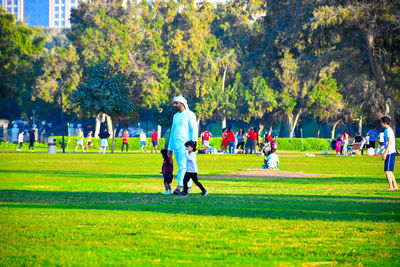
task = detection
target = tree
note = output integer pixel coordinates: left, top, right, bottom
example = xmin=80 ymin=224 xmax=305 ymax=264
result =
xmin=274 ymin=49 xmax=305 ymax=138
xmin=71 ymin=64 xmax=135 ymax=153
xmin=309 ymin=0 xmax=400 ymax=131
xmin=0 ymin=8 xmax=45 ymax=119
xmin=33 ymin=46 xmax=82 ymax=113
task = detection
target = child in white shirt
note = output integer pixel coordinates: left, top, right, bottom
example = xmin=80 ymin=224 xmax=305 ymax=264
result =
xmin=17 ymin=131 xmax=24 ymax=151
xmin=264 ymin=151 xmax=280 ymax=169
xmin=181 ymin=141 xmax=208 ymax=196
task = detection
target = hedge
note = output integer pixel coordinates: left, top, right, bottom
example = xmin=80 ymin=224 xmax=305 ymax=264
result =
xmin=49 ymin=136 xmax=333 ymax=151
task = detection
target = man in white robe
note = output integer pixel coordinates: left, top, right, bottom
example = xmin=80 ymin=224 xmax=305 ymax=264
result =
xmin=168 ymin=96 xmax=198 ymax=194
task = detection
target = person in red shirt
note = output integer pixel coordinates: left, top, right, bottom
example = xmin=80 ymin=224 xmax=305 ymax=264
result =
xmin=227 ymin=126 xmax=236 ymax=154
xmin=151 ymin=130 xmax=158 ymax=153
xmin=221 ymin=128 xmax=228 ymax=153
xmin=201 ymin=128 xmax=212 ymax=152
xmin=121 ymin=130 xmax=129 ymax=152
xmin=245 ymin=127 xmax=257 ymax=154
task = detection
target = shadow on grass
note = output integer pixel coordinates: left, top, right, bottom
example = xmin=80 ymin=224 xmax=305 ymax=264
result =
xmin=0 ymin=170 xmax=386 ymax=184
xmin=1 ymin=190 xmax=399 ymax=222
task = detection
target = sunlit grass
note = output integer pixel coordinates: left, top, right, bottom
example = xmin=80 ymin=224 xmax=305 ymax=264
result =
xmin=0 ymin=152 xmax=399 ymax=265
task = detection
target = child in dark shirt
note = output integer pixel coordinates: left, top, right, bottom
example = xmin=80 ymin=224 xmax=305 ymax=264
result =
xmin=161 ymin=149 xmax=174 ymax=194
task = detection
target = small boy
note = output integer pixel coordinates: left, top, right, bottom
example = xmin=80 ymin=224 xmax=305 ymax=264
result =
xmin=263 ymin=150 xmax=280 ymax=170
xmin=181 ymin=141 xmax=208 ymax=196
xmin=17 ymin=131 xmax=24 ymax=151
xmin=75 ymin=128 xmax=85 ymax=152
xmin=161 ymin=149 xmax=174 ymax=194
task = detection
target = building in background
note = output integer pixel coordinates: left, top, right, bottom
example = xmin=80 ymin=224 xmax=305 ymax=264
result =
xmin=1 ymin=0 xmax=82 ymax=28
xmin=49 ymin=0 xmax=81 ymax=28
xmin=1 ymin=0 xmax=24 ymax=22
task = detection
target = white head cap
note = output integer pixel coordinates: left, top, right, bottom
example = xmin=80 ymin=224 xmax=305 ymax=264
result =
xmin=173 ymin=96 xmax=188 ymax=110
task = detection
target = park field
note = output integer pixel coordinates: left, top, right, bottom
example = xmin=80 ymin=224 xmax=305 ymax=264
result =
xmin=0 ymin=151 xmax=399 ymax=266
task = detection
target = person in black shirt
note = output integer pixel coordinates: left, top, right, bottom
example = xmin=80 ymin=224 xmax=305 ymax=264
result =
xmin=98 ymin=128 xmax=110 ymax=154
xmin=27 ymin=126 xmax=37 ymax=151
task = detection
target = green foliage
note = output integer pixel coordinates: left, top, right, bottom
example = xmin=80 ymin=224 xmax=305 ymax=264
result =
xmin=33 ymin=46 xmax=82 ymax=112
xmin=0 ymin=8 xmax=45 ymax=98
xmin=70 ymin=64 xmax=134 ymax=118
xmin=151 ymin=103 xmax=176 ymax=129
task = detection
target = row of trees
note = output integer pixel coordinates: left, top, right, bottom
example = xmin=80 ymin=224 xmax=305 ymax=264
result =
xmin=1 ymin=0 xmax=400 ymax=138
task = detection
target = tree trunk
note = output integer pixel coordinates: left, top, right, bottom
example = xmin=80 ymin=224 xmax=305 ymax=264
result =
xmin=111 ymin=127 xmax=116 ymax=154
xmin=358 ymin=115 xmax=363 ymax=134
xmin=317 ymin=124 xmax=321 ymax=139
xmin=269 ymin=124 xmax=272 ymax=135
xmin=385 ymin=97 xmax=396 ymax=135
xmin=221 ymin=115 xmax=226 ymax=129
xmin=258 ymin=121 xmax=264 ymax=136
xmin=94 ymin=113 xmax=105 ymax=138
xmin=105 ymin=114 xmax=113 ymax=139
xmin=288 ymin=109 xmax=302 ymax=138
xmin=331 ymin=120 xmax=341 ymax=139
xmin=221 ymin=64 xmax=228 ymax=130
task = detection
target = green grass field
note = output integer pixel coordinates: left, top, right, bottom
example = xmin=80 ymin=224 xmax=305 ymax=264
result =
xmin=0 ymin=150 xmax=399 ymax=266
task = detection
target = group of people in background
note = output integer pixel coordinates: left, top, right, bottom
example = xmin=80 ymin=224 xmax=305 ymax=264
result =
xmin=332 ymin=126 xmax=388 ymax=156
xmin=201 ymin=126 xmax=269 ymax=155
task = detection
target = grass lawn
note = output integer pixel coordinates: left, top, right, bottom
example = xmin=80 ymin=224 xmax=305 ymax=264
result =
xmin=0 ymin=150 xmax=399 ymax=266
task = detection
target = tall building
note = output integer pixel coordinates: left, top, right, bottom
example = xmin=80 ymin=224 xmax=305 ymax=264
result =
xmin=49 ymin=0 xmax=81 ymax=28
xmin=1 ymin=0 xmax=24 ymax=22
xmin=1 ymin=0 xmax=83 ymax=28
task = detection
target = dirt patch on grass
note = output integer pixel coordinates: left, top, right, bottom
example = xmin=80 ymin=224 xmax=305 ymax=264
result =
xmin=204 ymin=169 xmax=326 ymax=179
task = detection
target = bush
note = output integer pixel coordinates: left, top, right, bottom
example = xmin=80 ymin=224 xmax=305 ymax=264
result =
xmin=51 ymin=137 xmax=166 ymax=151
xmin=49 ymin=136 xmax=400 ymax=152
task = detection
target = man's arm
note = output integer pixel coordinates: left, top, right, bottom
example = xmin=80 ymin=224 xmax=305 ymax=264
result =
xmin=168 ymin=116 xmax=176 ymax=154
xmin=189 ymin=113 xmax=198 ymax=143
xmin=382 ymin=132 xmax=392 ymax=161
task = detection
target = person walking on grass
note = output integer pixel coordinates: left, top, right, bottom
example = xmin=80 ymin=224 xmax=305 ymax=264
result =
xmin=381 ymin=116 xmax=398 ymax=191
xmin=167 ymin=96 xmax=196 ymax=195
xmin=75 ymin=128 xmax=85 ymax=152
xmin=181 ymin=141 xmax=208 ymax=196
xmin=227 ymin=126 xmax=236 ymax=154
xmin=86 ymin=130 xmax=93 ymax=150
xmin=221 ymin=128 xmax=228 ymax=153
xmin=17 ymin=130 xmax=24 ymax=151
xmin=161 ymin=149 xmax=174 ymax=194
xmin=151 ymin=130 xmax=158 ymax=153
xmin=140 ymin=130 xmax=147 ymax=153
xmin=99 ymin=128 xmax=110 ymax=154
xmin=121 ymin=130 xmax=129 ymax=152
xmin=27 ymin=126 xmax=37 ymax=151
xmin=235 ymin=128 xmax=245 ymax=152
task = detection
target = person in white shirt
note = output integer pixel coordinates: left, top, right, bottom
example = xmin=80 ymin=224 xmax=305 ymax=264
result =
xmin=264 ymin=151 xmax=280 ymax=169
xmin=139 ymin=130 xmax=147 ymax=153
xmin=181 ymin=141 xmax=208 ymax=196
xmin=17 ymin=131 xmax=24 ymax=151
xmin=381 ymin=116 xmax=398 ymax=191
xmin=168 ymin=96 xmax=197 ymax=195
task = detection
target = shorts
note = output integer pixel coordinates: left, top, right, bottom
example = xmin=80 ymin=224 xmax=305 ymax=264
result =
xmin=101 ymin=139 xmax=108 ymax=147
xmin=384 ymin=153 xmax=396 ymax=172
xmin=152 ymin=141 xmax=158 ymax=146
xmin=163 ymin=173 xmax=173 ymax=184
xmin=203 ymin=140 xmax=209 ymax=147
xmin=77 ymin=139 xmax=83 ymax=146
xmin=140 ymin=141 xmax=147 ymax=146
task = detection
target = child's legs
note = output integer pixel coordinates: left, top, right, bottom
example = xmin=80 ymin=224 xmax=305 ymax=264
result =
xmin=183 ymin=173 xmax=191 ymax=193
xmin=191 ymin=173 xmax=206 ymax=192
